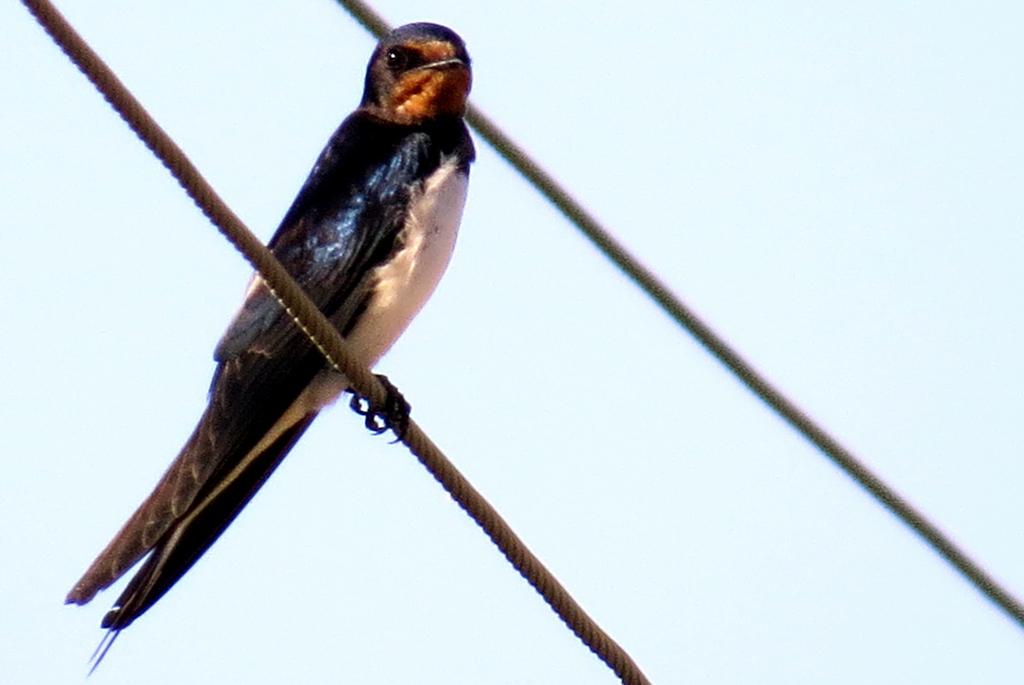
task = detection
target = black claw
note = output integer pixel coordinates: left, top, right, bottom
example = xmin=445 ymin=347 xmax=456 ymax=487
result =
xmin=348 ymin=374 xmax=411 ymax=441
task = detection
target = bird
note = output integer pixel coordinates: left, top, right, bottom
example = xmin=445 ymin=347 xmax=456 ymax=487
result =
xmin=65 ymin=21 xmax=475 ymax=650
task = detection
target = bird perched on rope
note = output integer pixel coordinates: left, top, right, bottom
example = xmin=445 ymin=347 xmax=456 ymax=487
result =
xmin=66 ymin=22 xmax=474 ymax=660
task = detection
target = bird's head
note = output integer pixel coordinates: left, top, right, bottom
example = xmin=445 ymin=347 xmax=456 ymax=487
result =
xmin=361 ymin=23 xmax=472 ymax=125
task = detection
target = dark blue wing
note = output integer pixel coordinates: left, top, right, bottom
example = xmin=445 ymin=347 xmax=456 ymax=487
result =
xmin=214 ymin=113 xmax=437 ymax=362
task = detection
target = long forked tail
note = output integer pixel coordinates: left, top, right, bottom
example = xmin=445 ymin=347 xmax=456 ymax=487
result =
xmin=99 ymin=411 xmax=317 ymax=631
xmin=80 ymin=412 xmax=318 ymax=670
xmin=66 ymin=421 xmax=214 ymax=607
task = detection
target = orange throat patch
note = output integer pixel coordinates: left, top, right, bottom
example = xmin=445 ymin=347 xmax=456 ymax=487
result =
xmin=390 ymin=67 xmax=470 ymax=123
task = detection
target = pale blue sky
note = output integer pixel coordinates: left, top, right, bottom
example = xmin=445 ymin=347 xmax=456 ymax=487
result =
xmin=2 ymin=1 xmax=1023 ymax=683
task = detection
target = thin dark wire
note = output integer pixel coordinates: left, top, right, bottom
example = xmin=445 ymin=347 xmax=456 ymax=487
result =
xmin=20 ymin=1 xmax=652 ymax=683
xmin=336 ymin=0 xmax=1024 ymax=629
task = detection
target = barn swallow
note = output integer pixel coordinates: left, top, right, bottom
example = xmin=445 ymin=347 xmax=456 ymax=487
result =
xmin=66 ymin=22 xmax=474 ymax=650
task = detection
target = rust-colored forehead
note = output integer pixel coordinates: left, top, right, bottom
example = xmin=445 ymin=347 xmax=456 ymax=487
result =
xmin=398 ymin=39 xmax=458 ymax=62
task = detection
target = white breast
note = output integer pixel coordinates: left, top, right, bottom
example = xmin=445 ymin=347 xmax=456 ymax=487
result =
xmin=233 ymin=158 xmax=467 ymax=460
xmin=346 ymin=156 xmax=468 ymax=367
xmin=286 ymin=156 xmax=468 ymax=413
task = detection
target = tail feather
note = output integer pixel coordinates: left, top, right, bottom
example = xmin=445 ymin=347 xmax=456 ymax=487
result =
xmin=66 ymin=423 xmax=211 ymax=606
xmin=100 ymin=412 xmax=317 ymax=630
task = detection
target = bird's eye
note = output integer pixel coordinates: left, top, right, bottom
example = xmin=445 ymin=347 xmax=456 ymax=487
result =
xmin=385 ymin=48 xmax=409 ymax=71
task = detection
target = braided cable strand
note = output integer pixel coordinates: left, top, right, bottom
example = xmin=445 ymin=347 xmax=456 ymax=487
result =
xmin=403 ymin=426 xmax=648 ymax=683
xmin=21 ymin=1 xmax=652 ymax=682
xmin=465 ymin=99 xmax=1024 ymax=631
xmin=332 ymin=0 xmax=1024 ymax=633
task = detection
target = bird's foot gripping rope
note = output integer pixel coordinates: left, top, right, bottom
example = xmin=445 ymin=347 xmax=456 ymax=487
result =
xmin=349 ymin=373 xmax=411 ymax=441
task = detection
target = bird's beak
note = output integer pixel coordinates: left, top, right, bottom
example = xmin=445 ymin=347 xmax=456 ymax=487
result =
xmin=416 ymin=57 xmax=468 ymax=72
